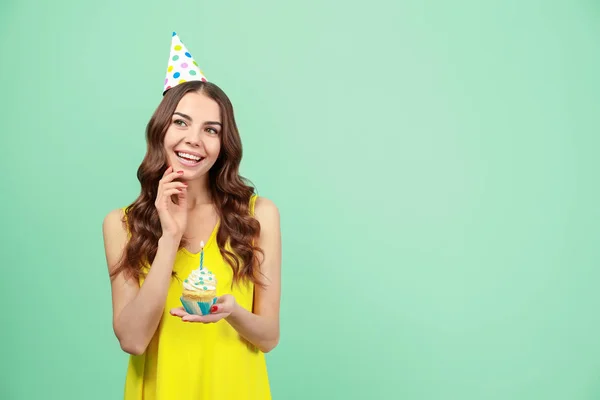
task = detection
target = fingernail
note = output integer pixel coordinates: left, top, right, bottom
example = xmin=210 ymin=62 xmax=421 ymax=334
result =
xmin=183 ymin=182 xmax=188 ymax=186
xmin=210 ymin=305 xmax=218 ymax=313
xmin=177 ymin=170 xmax=184 ymax=174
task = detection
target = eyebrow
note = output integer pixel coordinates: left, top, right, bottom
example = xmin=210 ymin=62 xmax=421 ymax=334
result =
xmin=173 ymin=112 xmax=222 ymax=126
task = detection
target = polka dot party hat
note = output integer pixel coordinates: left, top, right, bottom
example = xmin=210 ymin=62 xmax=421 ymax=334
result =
xmin=163 ymin=32 xmax=207 ymax=94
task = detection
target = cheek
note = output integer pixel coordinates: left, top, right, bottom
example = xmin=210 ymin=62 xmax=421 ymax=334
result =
xmin=163 ymin=129 xmax=178 ymax=148
xmin=207 ymin=139 xmax=221 ymax=158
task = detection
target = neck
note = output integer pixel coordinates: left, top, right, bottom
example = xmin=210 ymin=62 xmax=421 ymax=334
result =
xmin=185 ymin=174 xmax=213 ymax=209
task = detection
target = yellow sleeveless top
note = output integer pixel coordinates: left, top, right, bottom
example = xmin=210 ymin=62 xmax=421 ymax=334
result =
xmin=122 ymin=194 xmax=271 ymax=399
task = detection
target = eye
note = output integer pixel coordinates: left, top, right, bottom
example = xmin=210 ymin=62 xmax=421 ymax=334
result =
xmin=206 ymin=127 xmax=219 ymax=135
xmin=173 ymin=119 xmax=187 ymax=127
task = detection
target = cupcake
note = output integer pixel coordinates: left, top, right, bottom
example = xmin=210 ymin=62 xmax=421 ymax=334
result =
xmin=180 ymin=265 xmax=217 ymax=315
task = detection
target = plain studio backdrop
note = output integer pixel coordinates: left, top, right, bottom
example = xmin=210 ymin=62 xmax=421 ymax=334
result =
xmin=1 ymin=1 xmax=599 ymax=399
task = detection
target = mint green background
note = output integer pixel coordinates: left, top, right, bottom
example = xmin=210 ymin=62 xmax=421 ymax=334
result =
xmin=1 ymin=1 xmax=600 ymax=399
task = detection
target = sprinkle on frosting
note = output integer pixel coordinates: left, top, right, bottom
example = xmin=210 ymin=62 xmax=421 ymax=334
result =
xmin=183 ymin=266 xmax=217 ymax=292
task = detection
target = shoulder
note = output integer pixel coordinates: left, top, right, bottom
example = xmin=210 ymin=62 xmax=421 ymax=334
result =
xmin=102 ymin=208 xmax=128 ymax=239
xmin=102 ymin=208 xmax=131 ymax=274
xmin=253 ymin=196 xmax=279 ymax=222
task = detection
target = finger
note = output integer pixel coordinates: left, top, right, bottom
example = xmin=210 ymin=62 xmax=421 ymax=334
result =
xmin=182 ymin=314 xmax=223 ymax=323
xmin=157 ymin=189 xmax=185 ymax=208
xmin=160 ymin=169 xmax=185 ymax=185
xmin=215 ymin=295 xmax=233 ymax=306
xmin=162 ymin=165 xmax=173 ymax=178
xmin=157 ymin=167 xmax=170 ymax=191
xmin=163 ymin=188 xmax=186 ymax=198
xmin=210 ymin=304 xmax=233 ymax=316
xmin=178 ymin=187 xmax=188 ymax=204
xmin=170 ymin=307 xmax=188 ymax=317
xmin=162 ymin=182 xmax=188 ymax=190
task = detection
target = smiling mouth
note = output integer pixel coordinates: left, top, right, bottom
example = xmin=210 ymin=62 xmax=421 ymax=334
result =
xmin=175 ymin=151 xmax=205 ymax=166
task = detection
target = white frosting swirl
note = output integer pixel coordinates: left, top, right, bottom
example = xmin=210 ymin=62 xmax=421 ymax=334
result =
xmin=183 ymin=267 xmax=217 ymax=291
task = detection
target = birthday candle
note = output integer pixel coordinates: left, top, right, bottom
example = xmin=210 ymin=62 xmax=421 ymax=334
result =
xmin=199 ymin=240 xmax=204 ymax=269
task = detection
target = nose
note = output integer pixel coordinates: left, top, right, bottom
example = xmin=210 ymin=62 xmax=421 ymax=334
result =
xmin=184 ymin=128 xmax=205 ymax=148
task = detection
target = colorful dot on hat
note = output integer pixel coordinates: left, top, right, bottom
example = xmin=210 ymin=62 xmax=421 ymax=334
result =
xmin=166 ymin=86 xmax=171 ymax=90
xmin=172 ymin=32 xmax=177 ymax=36
xmin=203 ymin=286 xmax=208 ymax=290
xmin=179 ymin=79 xmax=186 ymax=84
xmin=185 ymin=52 xmax=192 ymax=58
xmin=184 ymin=279 xmax=188 ymax=283
xmin=173 ymin=72 xmax=180 ymax=78
xmin=181 ymin=63 xmax=188 ymax=68
xmin=168 ymin=66 xmax=173 ymax=72
xmin=189 ymin=70 xmax=197 ymax=76
xmin=201 ymin=77 xmax=207 ymax=82
xmin=193 ymin=61 xmax=198 ymax=66
xmin=174 ymin=45 xmax=182 ymax=51
xmin=172 ymin=55 xmax=179 ymax=61
xmin=164 ymin=78 xmax=168 ymax=84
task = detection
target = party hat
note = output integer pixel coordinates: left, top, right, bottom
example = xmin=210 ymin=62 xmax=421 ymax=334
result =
xmin=163 ymin=32 xmax=207 ymax=94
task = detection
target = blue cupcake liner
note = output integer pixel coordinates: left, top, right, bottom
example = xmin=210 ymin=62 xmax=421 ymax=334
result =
xmin=180 ymin=296 xmax=217 ymax=316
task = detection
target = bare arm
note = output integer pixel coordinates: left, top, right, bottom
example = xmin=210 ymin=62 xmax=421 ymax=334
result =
xmin=225 ymin=197 xmax=282 ymax=352
xmin=102 ymin=209 xmax=180 ymax=355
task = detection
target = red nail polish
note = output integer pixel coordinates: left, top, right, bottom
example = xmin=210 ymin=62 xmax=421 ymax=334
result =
xmin=210 ymin=305 xmax=218 ymax=313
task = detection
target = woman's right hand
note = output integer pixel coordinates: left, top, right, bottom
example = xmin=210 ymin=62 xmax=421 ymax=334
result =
xmin=155 ymin=166 xmax=188 ymax=240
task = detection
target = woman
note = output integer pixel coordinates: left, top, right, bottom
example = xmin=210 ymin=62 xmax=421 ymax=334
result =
xmin=102 ymin=33 xmax=280 ymax=400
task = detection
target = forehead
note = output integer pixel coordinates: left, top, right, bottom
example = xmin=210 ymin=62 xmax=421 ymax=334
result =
xmin=174 ymin=92 xmax=221 ymax=122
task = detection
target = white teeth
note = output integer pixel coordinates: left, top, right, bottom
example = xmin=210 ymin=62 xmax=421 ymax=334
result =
xmin=177 ymin=152 xmax=201 ymax=161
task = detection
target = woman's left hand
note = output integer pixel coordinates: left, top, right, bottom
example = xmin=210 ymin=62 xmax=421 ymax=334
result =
xmin=170 ymin=294 xmax=237 ymax=323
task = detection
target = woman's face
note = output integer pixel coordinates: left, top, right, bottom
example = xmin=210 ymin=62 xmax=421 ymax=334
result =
xmin=163 ymin=91 xmax=222 ymax=180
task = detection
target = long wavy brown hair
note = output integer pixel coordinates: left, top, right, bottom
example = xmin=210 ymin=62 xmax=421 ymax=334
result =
xmin=110 ymin=81 xmax=263 ymax=286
